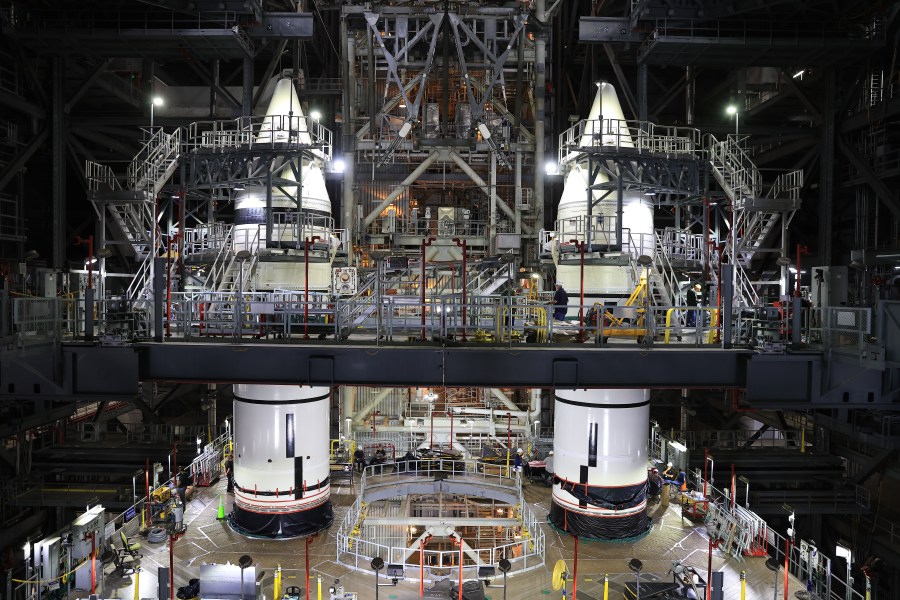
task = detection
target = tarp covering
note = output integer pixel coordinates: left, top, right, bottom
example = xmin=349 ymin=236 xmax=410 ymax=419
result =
xmin=229 ymin=501 xmax=333 ymax=538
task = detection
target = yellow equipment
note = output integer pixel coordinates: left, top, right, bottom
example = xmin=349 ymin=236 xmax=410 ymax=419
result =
xmin=551 ymin=559 xmax=569 ymax=591
xmin=151 ymin=486 xmax=171 ymax=503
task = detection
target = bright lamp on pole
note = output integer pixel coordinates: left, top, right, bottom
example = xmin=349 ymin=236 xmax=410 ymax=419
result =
xmin=151 ymin=96 xmax=164 ymax=129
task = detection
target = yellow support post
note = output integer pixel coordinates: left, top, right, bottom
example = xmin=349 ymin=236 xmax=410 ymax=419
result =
xmin=603 ymin=573 xmax=609 ymax=600
xmin=134 ymin=568 xmax=140 ymax=600
xmin=801 ymin=428 xmax=806 ymax=453
xmin=274 ymin=565 xmax=282 ymax=600
xmin=740 ymin=570 xmax=746 ymax=600
xmin=317 ymin=574 xmax=322 ymax=600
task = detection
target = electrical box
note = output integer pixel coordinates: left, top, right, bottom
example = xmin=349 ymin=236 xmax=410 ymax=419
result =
xmin=71 ymin=505 xmax=105 ymax=561
xmin=437 ymin=207 xmax=455 ymax=236
xmin=809 ymin=266 xmax=848 ymax=307
xmin=33 ymin=536 xmax=61 ymax=582
xmin=332 ymin=267 xmax=358 ymax=296
xmin=496 ymin=234 xmax=521 ymax=252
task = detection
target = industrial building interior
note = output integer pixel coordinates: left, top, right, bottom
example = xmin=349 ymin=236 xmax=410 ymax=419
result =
xmin=1 ymin=0 xmax=899 ymax=599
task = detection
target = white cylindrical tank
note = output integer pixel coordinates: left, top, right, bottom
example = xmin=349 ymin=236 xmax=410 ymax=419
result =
xmin=230 ymin=384 xmax=333 ymax=538
xmin=550 ymin=388 xmax=650 ymax=539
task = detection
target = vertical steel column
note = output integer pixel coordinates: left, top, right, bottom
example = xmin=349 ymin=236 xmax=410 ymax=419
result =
xmin=721 ymin=264 xmax=732 ymax=349
xmin=52 ymin=57 xmax=66 ymax=270
xmin=342 ymin=23 xmax=357 ymax=261
xmin=490 ymin=153 xmax=498 ymax=253
xmin=685 ymin=66 xmax=695 ymax=125
xmin=211 ymin=59 xmax=220 ymax=117
xmin=242 ymin=54 xmax=254 ymax=118
xmin=637 ymin=64 xmax=648 ymax=122
xmin=534 ymin=36 xmax=547 ymax=233
xmin=265 ymin=167 xmax=273 ymax=247
xmin=818 ymin=68 xmax=835 ymax=265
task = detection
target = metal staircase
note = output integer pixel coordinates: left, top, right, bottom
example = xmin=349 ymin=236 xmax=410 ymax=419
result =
xmin=469 ymin=261 xmax=515 ymax=296
xmin=208 ymin=228 xmax=258 ymax=294
xmin=86 ymin=128 xmax=184 ymax=302
xmin=706 ymin=134 xmax=802 ymax=307
xmin=647 ymin=231 xmax=683 ymax=311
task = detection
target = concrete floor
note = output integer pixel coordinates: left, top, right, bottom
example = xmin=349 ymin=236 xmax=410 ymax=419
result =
xmin=97 ymin=475 xmax=802 ymax=600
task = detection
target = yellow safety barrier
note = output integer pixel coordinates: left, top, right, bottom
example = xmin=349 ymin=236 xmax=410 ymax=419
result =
xmin=663 ymin=307 xmax=719 ymax=344
xmin=274 ymin=565 xmax=282 ymax=600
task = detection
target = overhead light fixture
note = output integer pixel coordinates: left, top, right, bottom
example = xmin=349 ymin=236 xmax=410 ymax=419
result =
xmin=726 ymin=105 xmax=737 ymax=115
xmin=332 ymin=158 xmax=346 ymax=173
xmin=152 ymin=96 xmax=164 ymax=107
xmin=544 ymin=160 xmax=559 ymax=175
xmin=232 ymin=183 xmax=246 ymax=191
xmin=792 ymin=70 xmax=805 ymax=79
xmin=310 ymin=110 xmax=322 ymax=121
xmin=668 ymin=440 xmax=687 ymax=452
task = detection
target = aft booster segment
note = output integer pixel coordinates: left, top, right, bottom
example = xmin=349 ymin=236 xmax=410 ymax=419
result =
xmin=549 ymin=388 xmax=650 ymax=539
xmin=230 ymin=384 xmax=333 ymax=538
xmin=233 ymin=76 xmax=339 ymax=290
xmin=553 ymin=82 xmax=654 ymax=296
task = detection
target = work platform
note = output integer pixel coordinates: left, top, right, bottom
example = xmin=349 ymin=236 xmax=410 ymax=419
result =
xmin=97 ymin=472 xmax=809 ymax=600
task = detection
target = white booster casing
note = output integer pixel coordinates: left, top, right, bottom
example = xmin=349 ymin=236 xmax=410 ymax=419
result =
xmin=549 ymin=388 xmax=650 ymax=539
xmin=554 ymin=83 xmax=654 ymax=294
xmin=230 ymin=384 xmax=333 ymax=537
xmin=233 ymin=77 xmax=337 ymax=290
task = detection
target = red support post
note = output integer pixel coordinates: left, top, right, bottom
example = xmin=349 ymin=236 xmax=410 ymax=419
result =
xmin=421 ymin=237 xmax=436 ymax=339
xmin=783 ymin=536 xmax=790 ymax=600
xmin=569 ymin=240 xmax=585 ymax=339
xmin=458 ymin=537 xmax=464 ymax=600
xmin=306 ymin=536 xmax=313 ymax=600
xmin=573 ymin=535 xmax=579 ymax=600
xmin=420 ymin=538 xmax=426 ymax=598
xmin=453 ymin=238 xmax=468 ymax=341
xmin=304 ymin=236 xmax=321 ymax=339
xmin=731 ymin=464 xmax=736 ymax=514
xmin=90 ymin=532 xmax=96 ymax=593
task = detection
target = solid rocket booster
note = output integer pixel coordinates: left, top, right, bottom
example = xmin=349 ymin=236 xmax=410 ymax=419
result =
xmin=549 ymin=388 xmax=650 ymax=539
xmin=230 ymin=384 xmax=333 ymax=538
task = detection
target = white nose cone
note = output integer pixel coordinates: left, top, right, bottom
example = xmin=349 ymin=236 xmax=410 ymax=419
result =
xmin=256 ymin=78 xmax=313 ymax=145
xmin=580 ymin=83 xmax=634 ymax=149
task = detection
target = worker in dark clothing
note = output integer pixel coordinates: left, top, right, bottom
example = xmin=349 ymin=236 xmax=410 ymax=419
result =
xmin=176 ymin=469 xmax=191 ymax=505
xmin=553 ymin=283 xmax=568 ymax=321
xmin=686 ymin=283 xmax=701 ymax=326
xmin=354 ymin=448 xmax=367 ymax=472
xmin=224 ymin=455 xmax=234 ymax=493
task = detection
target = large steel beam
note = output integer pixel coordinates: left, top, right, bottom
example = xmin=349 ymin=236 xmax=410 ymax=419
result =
xmin=579 ymin=18 xmax=642 ymax=44
xmin=0 ymin=88 xmax=46 ymax=119
xmin=838 ymin=137 xmax=900 ymax=219
xmin=247 ymin=13 xmax=314 ymax=39
xmin=0 ymin=129 xmax=49 ymax=192
xmin=137 ymin=342 xmax=752 ymax=388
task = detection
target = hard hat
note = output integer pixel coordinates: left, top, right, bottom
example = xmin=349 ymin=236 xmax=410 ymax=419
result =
xmin=667 ymin=461 xmax=673 ymax=467
xmin=517 ymin=448 xmax=523 ymax=454
xmin=548 ymin=450 xmax=554 ymax=455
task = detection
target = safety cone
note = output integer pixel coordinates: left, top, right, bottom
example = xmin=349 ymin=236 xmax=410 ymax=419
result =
xmin=216 ymin=495 xmax=226 ymax=521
